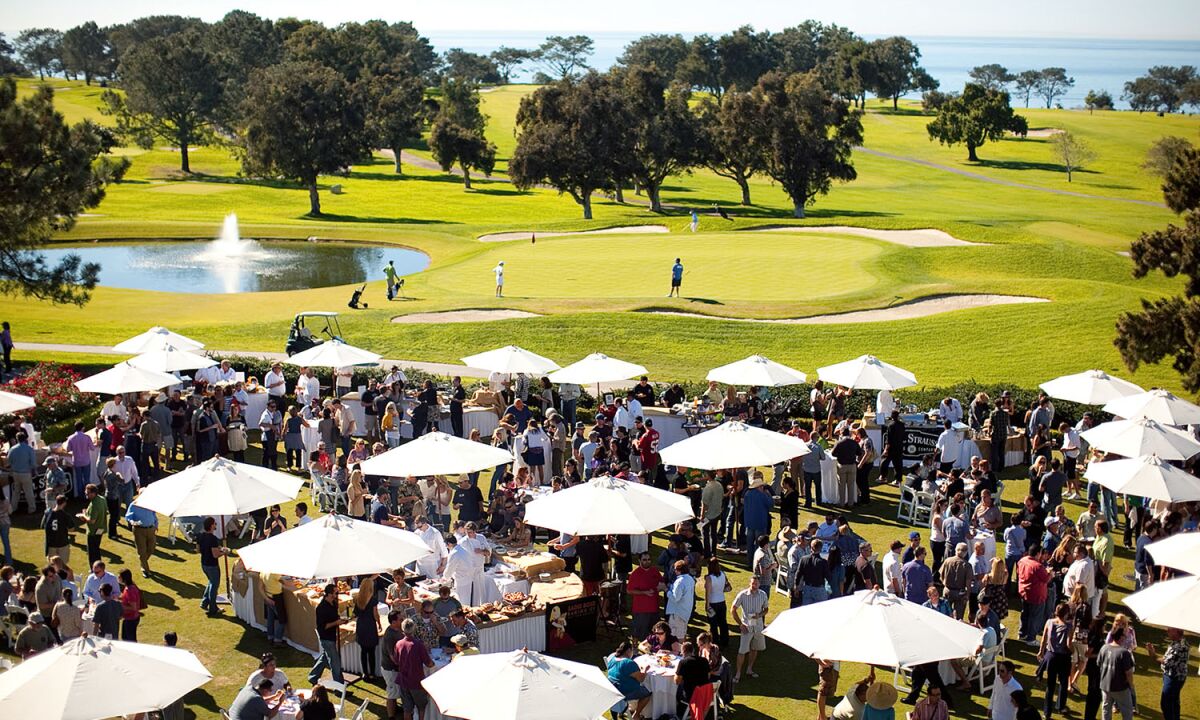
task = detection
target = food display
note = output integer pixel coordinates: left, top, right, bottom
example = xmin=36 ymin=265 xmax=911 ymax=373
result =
xmin=463 ymin=592 xmax=543 ymax=625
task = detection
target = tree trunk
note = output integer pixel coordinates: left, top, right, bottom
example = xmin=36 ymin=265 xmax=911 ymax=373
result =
xmin=614 ymin=185 xmax=625 ymax=203
xmin=738 ymin=176 xmax=751 ymax=206
xmin=893 ymin=94 xmax=899 ymax=110
xmin=462 ymin=165 xmax=472 ymax=189
xmin=967 ymin=143 xmax=978 ymax=162
xmin=180 ymin=143 xmax=190 ymax=173
xmin=308 ymin=183 xmax=321 ymax=216
xmin=85 ymin=73 xmax=92 ymax=86
xmin=647 ymin=183 xmax=663 ymax=213
xmin=1066 ymin=166 xmax=1073 ymax=182
xmin=581 ymin=193 xmax=593 ymax=220
xmin=392 ymin=147 xmax=403 ymax=174
xmin=793 ymin=201 xmax=806 ymax=218
xmin=634 ymin=184 xmax=643 ymax=196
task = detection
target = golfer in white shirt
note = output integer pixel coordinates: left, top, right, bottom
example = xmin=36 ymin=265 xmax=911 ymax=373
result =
xmin=493 ymin=261 xmax=505 ymax=297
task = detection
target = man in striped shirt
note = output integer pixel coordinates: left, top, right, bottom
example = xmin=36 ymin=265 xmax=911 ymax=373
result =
xmin=732 ymin=575 xmax=769 ymax=683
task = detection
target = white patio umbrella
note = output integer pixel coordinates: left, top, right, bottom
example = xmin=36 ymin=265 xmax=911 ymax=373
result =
xmin=1039 ymin=369 xmax=1143 ymax=405
xmin=461 ymin=345 xmax=560 ymax=375
xmin=0 ymin=390 xmax=35 ymax=415
xmin=128 ymin=345 xmax=216 ymax=373
xmin=1143 ymin=532 xmax=1200 ymax=575
xmin=359 ymin=431 xmax=514 ymax=477
xmin=237 ymin=513 xmax=431 ymax=579
xmin=707 ymin=354 xmax=808 ymax=387
xmin=816 ymin=354 xmax=917 ymax=390
xmin=1123 ymin=576 xmax=1200 ymax=633
xmin=1083 ymin=454 xmax=1200 ymax=503
xmin=112 ymin=326 xmax=204 ymax=353
xmin=285 ymin=339 xmax=381 ymax=368
xmin=74 ymin=362 xmax=181 ymax=395
xmin=546 ymin=353 xmax=646 ymax=385
xmin=1080 ymin=418 xmax=1200 ymax=461
xmin=133 ymin=456 xmax=305 ymax=518
xmin=658 ymin=420 xmax=810 ymax=470
xmin=422 ymin=649 xmax=622 ymax=720
xmin=0 ymin=635 xmax=211 ymax=720
xmin=765 ymin=589 xmax=984 ymax=668
xmin=1102 ymin=389 xmax=1200 ymax=426
xmin=523 ymin=475 xmax=695 ymax=535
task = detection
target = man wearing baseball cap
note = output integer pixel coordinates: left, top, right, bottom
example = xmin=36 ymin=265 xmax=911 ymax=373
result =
xmin=16 ymin=611 xmax=55 ymax=658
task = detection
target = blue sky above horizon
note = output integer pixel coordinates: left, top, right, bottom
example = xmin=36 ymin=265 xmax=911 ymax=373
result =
xmin=3 ymin=0 xmax=1199 ymax=40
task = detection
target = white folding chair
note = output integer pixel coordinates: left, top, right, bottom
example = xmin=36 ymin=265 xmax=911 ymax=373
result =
xmin=320 ymin=678 xmax=347 ymax=717
xmin=681 ymin=680 xmax=720 ymax=719
xmin=0 ymin=657 xmax=13 ymax=672
xmin=912 ymin=492 xmax=936 ymax=526
xmin=997 ymin=625 xmax=1009 ymax=659
xmin=892 ymin=665 xmax=913 ymax=693
xmin=967 ymin=645 xmax=1002 ymax=694
xmin=348 ymin=699 xmax=370 ymax=720
xmin=219 ymin=710 xmax=232 ymax=720
xmin=897 ymin=483 xmax=917 ymax=523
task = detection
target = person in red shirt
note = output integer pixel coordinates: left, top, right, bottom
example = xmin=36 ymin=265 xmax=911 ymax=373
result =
xmin=107 ymin=418 xmax=125 ymax=455
xmin=637 ymin=420 xmax=661 ymax=477
xmin=393 ymin=617 xmax=435 ymax=720
xmin=627 ymin=552 xmax=664 ymax=640
xmin=1016 ymin=545 xmax=1051 ymax=644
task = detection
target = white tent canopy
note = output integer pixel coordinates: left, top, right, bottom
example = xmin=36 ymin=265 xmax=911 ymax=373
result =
xmin=1080 ymin=418 xmax=1200 ymax=462
xmin=546 ymin=353 xmax=646 ymax=385
xmin=1083 ymin=454 xmax=1200 ymax=503
xmin=1123 ymin=576 xmax=1200 ymax=633
xmin=422 ymin=649 xmax=622 ymax=720
xmin=359 ymin=431 xmax=514 ymax=477
xmin=1039 ymin=369 xmax=1143 ymax=405
xmin=1102 ymin=389 xmax=1200 ymax=427
xmin=0 ymin=390 xmax=35 ymax=415
xmin=523 ymin=475 xmax=695 ymax=535
xmin=237 ymin=513 xmax=432 ymax=579
xmin=1144 ymin=532 xmax=1200 ymax=575
xmin=816 ymin=354 xmax=917 ymax=390
xmin=658 ymin=420 xmax=810 ymax=470
xmin=0 ymin=635 xmax=211 ymax=720
xmin=707 ymin=354 xmax=808 ymax=387
xmin=133 ymin=456 xmax=304 ymax=517
xmin=128 ymin=345 xmax=216 ymax=373
xmin=112 ymin=326 xmax=204 ymax=353
xmin=285 ymin=339 xmax=380 ymax=368
xmin=461 ymin=345 xmax=560 ymax=375
xmin=74 ymin=362 xmax=181 ymax=396
xmin=765 ymin=589 xmax=984 ymax=668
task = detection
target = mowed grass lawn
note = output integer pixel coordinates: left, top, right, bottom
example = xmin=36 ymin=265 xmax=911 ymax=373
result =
xmin=1 ymin=442 xmax=1195 ymax=720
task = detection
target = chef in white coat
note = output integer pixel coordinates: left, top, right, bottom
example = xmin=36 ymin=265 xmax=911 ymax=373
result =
xmin=441 ymin=535 xmax=478 ymax=605
xmin=455 ymin=522 xmax=492 ymax=604
xmin=414 ymin=515 xmax=447 ymax=580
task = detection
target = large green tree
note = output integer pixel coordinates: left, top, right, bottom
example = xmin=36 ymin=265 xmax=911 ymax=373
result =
xmin=102 ymin=29 xmax=223 ymax=173
xmin=717 ymin=25 xmax=777 ymax=93
xmin=0 ymin=78 xmax=128 ymax=305
xmin=15 ymin=28 xmax=62 ymax=80
xmin=1115 ymin=148 xmax=1200 ymax=390
xmin=1035 ymin=67 xmax=1074 ymax=108
xmin=363 ymin=75 xmax=424 ymax=173
xmin=510 ymin=73 xmax=630 ymax=219
xmin=616 ymin=67 xmax=699 ymax=213
xmin=238 ymin=61 xmax=369 ymax=216
xmin=1013 ymin=69 xmax=1041 ymax=108
xmin=1143 ymin=136 xmax=1195 ymax=178
xmin=1123 ymin=66 xmax=1198 ymax=113
xmin=443 ymin=49 xmax=500 ymax=84
xmin=926 ymin=83 xmax=1027 ymax=161
xmin=751 ymin=71 xmax=863 ymax=218
xmin=106 ymin=15 xmax=205 ymax=64
xmin=61 ymin=22 xmax=113 ymax=85
xmin=490 ymin=47 xmax=533 ymax=84
xmin=675 ymin=34 xmax=723 ymax=100
xmin=968 ymin=64 xmax=1014 ymax=91
xmin=428 ymin=78 xmax=495 ymax=189
xmin=0 ymin=33 xmax=27 ymax=76
xmin=536 ymin=35 xmax=593 ymax=79
xmin=696 ymin=92 xmax=764 ymax=205
xmin=205 ymin=10 xmax=282 ymax=120
xmin=866 ymin=37 xmax=937 ymax=109
xmin=619 ymin=34 xmax=689 ymax=82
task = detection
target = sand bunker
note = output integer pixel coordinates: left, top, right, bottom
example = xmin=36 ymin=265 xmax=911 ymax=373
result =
xmin=646 ymin=294 xmax=1047 ymax=325
xmin=748 ymin=225 xmax=977 ymax=248
xmin=1022 ymin=128 xmax=1065 ymax=138
xmin=391 ymin=309 xmax=542 ymax=324
xmin=478 ymin=225 xmax=669 ymax=242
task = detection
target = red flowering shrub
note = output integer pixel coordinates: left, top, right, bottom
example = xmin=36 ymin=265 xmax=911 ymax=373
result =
xmin=3 ymin=362 xmax=93 ymax=428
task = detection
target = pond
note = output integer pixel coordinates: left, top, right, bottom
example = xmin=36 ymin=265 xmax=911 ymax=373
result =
xmin=38 ymin=239 xmax=430 ymax=294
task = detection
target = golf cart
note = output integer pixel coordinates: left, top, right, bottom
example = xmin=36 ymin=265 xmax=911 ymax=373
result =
xmin=286 ymin=311 xmax=344 ymax=356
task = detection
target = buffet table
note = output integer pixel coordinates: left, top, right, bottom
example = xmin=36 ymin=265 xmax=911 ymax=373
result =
xmin=497 ymin=551 xmax=565 ymax=578
xmin=973 ymin=433 xmax=1026 ymax=468
xmin=641 ymin=407 xmax=689 ymax=451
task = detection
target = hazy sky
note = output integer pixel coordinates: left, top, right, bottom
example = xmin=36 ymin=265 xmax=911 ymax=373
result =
xmin=4 ymin=0 xmax=1199 ymax=39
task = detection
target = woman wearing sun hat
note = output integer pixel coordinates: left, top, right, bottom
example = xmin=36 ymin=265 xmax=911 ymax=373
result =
xmin=862 ymin=681 xmax=898 ymax=720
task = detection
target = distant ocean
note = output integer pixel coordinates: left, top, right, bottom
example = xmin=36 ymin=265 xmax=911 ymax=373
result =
xmin=426 ymin=31 xmax=1200 ymax=109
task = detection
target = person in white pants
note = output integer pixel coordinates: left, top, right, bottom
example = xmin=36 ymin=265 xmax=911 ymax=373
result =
xmin=457 ymin=522 xmax=491 ymax=604
xmin=441 ymin=536 xmax=476 ymax=606
xmin=414 ymin=516 xmax=447 ymax=580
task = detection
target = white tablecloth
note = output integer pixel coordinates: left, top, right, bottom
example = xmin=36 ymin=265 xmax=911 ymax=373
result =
xmin=642 ymin=407 xmax=689 ymax=450
xmin=230 ymin=583 xmax=319 ymax=658
xmin=241 ymin=392 xmax=270 ymax=430
xmin=478 ymin=612 xmax=546 ymax=653
xmin=819 ymin=452 xmax=839 ymax=502
xmin=635 ymin=654 xmax=680 ymax=719
xmin=412 ymin=572 xmax=530 ymax=606
xmin=437 ymin=407 xmax=499 ymax=438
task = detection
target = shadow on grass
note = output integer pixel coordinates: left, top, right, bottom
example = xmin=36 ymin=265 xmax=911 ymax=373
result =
xmin=182 ymin=688 xmax=219 ymax=719
xmin=974 ymin=159 xmax=1100 ymax=175
xmin=873 ymin=106 xmax=932 ymax=117
xmin=300 ymin=213 xmax=456 ymax=225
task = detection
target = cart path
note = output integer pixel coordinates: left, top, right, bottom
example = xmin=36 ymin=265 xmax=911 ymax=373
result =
xmin=855 ymin=147 xmax=1167 ymax=208
xmin=15 ymin=341 xmax=638 ymax=390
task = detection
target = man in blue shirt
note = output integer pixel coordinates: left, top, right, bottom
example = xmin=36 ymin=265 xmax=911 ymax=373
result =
xmin=6 ymin=431 xmax=37 ymax=514
xmin=668 ymin=258 xmax=683 ymax=297
xmin=742 ymin=474 xmax=774 ymax=564
xmin=125 ymin=498 xmax=159 ymax=577
xmin=942 ymin=503 xmax=969 ymax=559
xmin=901 ymin=547 xmax=934 ymax=603
xmin=503 ymin=398 xmax=532 ymax=433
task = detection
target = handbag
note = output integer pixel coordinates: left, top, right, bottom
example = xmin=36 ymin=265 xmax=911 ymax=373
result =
xmin=521 ymin=446 xmax=545 ymax=465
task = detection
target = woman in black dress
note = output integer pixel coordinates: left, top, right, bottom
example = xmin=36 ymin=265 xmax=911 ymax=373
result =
xmin=411 ymin=380 xmax=438 ymax=438
xmin=353 ymin=573 xmax=382 ymax=681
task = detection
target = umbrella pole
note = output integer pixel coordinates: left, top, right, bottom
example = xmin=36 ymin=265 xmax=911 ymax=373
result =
xmin=221 ymin=515 xmax=231 ymax=603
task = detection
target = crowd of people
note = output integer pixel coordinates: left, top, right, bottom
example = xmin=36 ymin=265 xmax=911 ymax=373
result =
xmin=1 ymin=360 xmax=1196 ymax=720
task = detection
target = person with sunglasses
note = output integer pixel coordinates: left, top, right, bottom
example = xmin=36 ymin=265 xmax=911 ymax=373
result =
xmin=259 ymin=400 xmax=283 ymax=470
